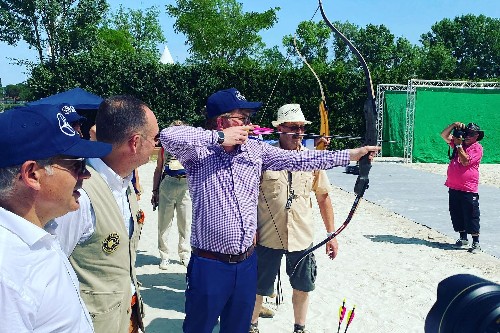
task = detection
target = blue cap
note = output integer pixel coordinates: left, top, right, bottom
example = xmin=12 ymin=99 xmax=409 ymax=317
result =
xmin=0 ymin=103 xmax=112 ymax=168
xmin=206 ymin=88 xmax=262 ymax=118
xmin=60 ymin=104 xmax=87 ymax=123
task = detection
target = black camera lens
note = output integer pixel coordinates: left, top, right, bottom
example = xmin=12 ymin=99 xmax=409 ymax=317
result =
xmin=425 ymin=274 xmax=500 ymax=333
xmin=452 ymin=128 xmax=466 ymax=138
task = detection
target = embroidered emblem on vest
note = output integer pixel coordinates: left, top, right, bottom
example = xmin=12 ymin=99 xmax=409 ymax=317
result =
xmin=102 ymin=233 xmax=120 ymax=254
xmin=136 ymin=209 xmax=145 ymax=224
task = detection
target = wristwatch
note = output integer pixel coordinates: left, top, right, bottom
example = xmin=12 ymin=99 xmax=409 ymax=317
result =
xmin=217 ymin=131 xmax=225 ymax=144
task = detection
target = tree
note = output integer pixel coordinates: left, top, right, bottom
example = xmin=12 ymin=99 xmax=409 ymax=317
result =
xmin=0 ymin=0 xmax=108 ymax=63
xmin=106 ymin=5 xmax=166 ymax=56
xmin=283 ymin=21 xmax=331 ymax=66
xmin=166 ymin=0 xmax=279 ymax=64
xmin=326 ymin=22 xmax=420 ymax=84
xmin=96 ymin=28 xmax=135 ymax=54
xmin=417 ymin=42 xmax=457 ymax=80
xmin=420 ymin=15 xmax=500 ymax=79
xmin=255 ymin=46 xmax=290 ymax=69
xmin=5 ymin=83 xmax=29 ymax=102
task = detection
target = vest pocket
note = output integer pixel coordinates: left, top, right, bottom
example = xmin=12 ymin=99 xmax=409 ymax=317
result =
xmin=261 ymin=171 xmax=283 ymax=198
xmin=81 ymin=290 xmax=126 ymax=327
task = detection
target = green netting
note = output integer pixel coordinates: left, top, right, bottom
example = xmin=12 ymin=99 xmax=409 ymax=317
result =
xmin=382 ymin=90 xmax=407 ymax=157
xmin=412 ymin=87 xmax=500 ymax=164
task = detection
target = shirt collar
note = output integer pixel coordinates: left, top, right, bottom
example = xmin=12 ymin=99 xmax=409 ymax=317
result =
xmin=88 ymin=158 xmax=133 ymax=192
xmin=275 ymin=141 xmax=306 ymax=151
xmin=0 ymin=207 xmax=53 ymax=246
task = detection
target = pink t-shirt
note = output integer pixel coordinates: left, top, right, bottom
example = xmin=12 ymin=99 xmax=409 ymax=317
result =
xmin=445 ymin=141 xmax=483 ymax=193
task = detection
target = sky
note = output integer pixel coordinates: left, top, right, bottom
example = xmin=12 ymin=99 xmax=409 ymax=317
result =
xmin=1 ymin=0 xmax=499 ymax=86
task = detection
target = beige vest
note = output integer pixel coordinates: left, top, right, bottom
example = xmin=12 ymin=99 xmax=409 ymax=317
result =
xmin=70 ymin=166 xmax=144 ymax=333
xmin=257 ymin=143 xmax=332 ymax=251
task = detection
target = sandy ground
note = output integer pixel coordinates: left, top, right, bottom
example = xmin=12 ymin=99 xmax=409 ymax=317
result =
xmin=135 ymin=159 xmax=500 ymax=333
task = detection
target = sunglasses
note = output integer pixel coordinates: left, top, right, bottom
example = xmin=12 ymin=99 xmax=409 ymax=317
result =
xmin=51 ymin=158 xmax=87 ymax=175
xmin=225 ymin=115 xmax=251 ymax=125
xmin=140 ymin=133 xmax=160 ymax=146
xmin=281 ymin=124 xmax=306 ymax=132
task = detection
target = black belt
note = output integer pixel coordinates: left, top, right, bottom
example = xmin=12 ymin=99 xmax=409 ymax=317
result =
xmin=168 ymin=174 xmax=186 ymax=179
xmin=192 ymin=245 xmax=255 ymax=263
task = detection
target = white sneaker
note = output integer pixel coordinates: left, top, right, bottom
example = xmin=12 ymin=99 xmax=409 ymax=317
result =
xmin=159 ymin=259 xmax=170 ymax=270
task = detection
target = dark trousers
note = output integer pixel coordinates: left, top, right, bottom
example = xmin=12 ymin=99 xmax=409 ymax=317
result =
xmin=183 ymin=251 xmax=257 ymax=333
xmin=448 ymin=188 xmax=480 ymax=234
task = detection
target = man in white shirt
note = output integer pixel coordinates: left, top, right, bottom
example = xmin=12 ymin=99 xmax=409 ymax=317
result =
xmin=0 ymin=103 xmax=112 ymax=332
xmin=52 ymin=95 xmax=159 ymax=333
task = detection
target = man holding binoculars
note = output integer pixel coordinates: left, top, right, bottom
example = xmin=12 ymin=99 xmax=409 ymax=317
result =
xmin=440 ymin=122 xmax=484 ymax=253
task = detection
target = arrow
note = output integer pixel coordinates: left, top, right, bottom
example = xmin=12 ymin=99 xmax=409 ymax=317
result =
xmin=343 ymin=305 xmax=356 ymax=333
xmin=337 ymin=298 xmax=347 ymax=333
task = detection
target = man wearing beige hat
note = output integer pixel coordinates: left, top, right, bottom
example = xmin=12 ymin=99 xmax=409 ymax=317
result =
xmin=250 ymin=104 xmax=338 ymax=333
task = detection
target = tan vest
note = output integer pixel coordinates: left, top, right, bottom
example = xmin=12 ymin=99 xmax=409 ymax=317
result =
xmin=257 ymin=143 xmax=332 ymax=251
xmin=70 ymin=166 xmax=144 ymax=333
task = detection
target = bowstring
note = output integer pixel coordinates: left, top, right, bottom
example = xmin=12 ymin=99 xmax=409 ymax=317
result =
xmin=258 ymin=5 xmax=321 ymax=124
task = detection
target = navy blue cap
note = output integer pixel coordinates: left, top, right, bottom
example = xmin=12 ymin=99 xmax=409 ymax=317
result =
xmin=60 ymin=104 xmax=87 ymax=123
xmin=206 ymin=88 xmax=262 ymax=118
xmin=0 ymin=103 xmax=112 ymax=168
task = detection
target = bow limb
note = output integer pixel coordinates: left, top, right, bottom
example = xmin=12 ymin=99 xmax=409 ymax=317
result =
xmin=290 ymin=1 xmax=378 ymax=275
xmin=318 ymin=0 xmax=377 ymax=195
xmin=292 ymin=35 xmax=330 ymax=150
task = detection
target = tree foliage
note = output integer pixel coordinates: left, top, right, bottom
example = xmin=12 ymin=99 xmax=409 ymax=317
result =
xmin=283 ymin=21 xmax=331 ymax=65
xmin=4 ymin=83 xmax=29 ymax=102
xmin=0 ymin=0 xmax=108 ymax=63
xmin=166 ymin=0 xmax=279 ymax=64
xmin=420 ymin=14 xmax=500 ymax=79
xmin=105 ymin=5 xmax=166 ymax=56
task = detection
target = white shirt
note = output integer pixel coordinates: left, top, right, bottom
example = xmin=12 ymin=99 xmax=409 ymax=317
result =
xmin=0 ymin=207 xmax=94 ymax=333
xmin=50 ymin=158 xmax=134 ymax=256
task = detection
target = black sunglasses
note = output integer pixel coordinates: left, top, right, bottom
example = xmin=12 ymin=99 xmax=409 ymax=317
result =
xmin=281 ymin=124 xmax=306 ymax=132
xmin=51 ymin=158 xmax=87 ymax=175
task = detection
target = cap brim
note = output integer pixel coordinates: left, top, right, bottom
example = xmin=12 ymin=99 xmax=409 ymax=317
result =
xmin=240 ymin=101 xmax=263 ymax=112
xmin=63 ymin=140 xmax=112 ymax=158
xmin=66 ymin=114 xmax=87 ymax=123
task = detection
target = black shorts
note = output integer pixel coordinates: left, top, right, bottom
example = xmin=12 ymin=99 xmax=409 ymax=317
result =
xmin=256 ymin=244 xmax=317 ymax=296
xmin=448 ymin=188 xmax=480 ymax=234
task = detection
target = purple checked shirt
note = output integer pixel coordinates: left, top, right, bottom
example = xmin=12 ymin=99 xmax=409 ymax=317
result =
xmin=160 ymin=126 xmax=350 ymax=255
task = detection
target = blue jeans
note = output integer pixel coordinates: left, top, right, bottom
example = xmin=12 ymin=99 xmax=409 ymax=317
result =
xmin=183 ymin=251 xmax=257 ymax=333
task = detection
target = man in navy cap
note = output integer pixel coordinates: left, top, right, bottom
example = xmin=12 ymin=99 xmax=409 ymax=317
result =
xmin=160 ymin=88 xmax=380 ymax=333
xmin=0 ymin=103 xmax=111 ymax=332
xmin=60 ymin=104 xmax=87 ymax=137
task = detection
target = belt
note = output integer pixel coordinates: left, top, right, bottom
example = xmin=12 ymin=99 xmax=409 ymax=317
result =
xmin=192 ymin=245 xmax=255 ymax=263
xmin=168 ymin=174 xmax=186 ymax=179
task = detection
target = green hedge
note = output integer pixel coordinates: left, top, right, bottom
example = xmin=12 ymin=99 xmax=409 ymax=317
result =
xmin=27 ymin=50 xmax=370 ymax=150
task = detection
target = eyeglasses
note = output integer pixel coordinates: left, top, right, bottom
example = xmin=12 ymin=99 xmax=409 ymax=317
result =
xmin=51 ymin=158 xmax=87 ymax=175
xmin=140 ymin=133 xmax=160 ymax=146
xmin=281 ymin=124 xmax=306 ymax=132
xmin=225 ymin=115 xmax=251 ymax=125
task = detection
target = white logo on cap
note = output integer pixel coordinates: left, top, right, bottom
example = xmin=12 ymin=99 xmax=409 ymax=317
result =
xmin=235 ymin=90 xmax=247 ymax=101
xmin=57 ymin=113 xmax=76 ymax=136
xmin=61 ymin=105 xmax=77 ymax=115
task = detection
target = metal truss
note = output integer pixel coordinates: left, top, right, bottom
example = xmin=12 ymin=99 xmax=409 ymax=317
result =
xmin=376 ymin=84 xmax=407 ymax=157
xmin=405 ymin=79 xmax=500 ymax=163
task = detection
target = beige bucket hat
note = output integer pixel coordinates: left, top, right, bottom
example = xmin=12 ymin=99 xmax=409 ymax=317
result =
xmin=271 ymin=104 xmax=312 ymax=127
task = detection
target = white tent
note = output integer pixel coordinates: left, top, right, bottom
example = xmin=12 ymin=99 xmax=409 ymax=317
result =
xmin=160 ymin=45 xmax=174 ymax=64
